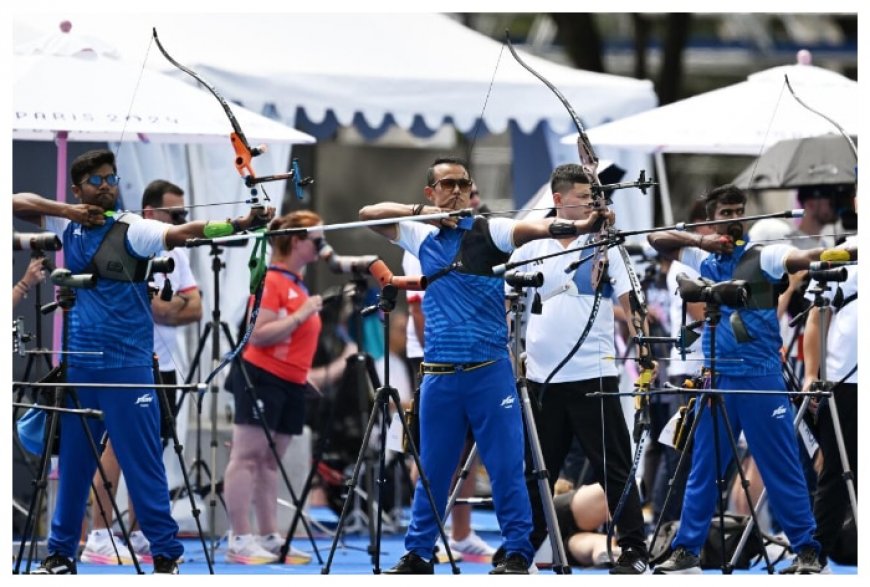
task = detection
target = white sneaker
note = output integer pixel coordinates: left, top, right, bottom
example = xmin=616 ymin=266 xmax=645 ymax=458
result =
xmin=257 ymin=533 xmax=312 ymax=564
xmin=80 ymin=529 xmax=133 ymax=565
xmin=449 ymin=531 xmax=496 ymax=563
xmin=226 ymin=533 xmax=279 ymax=565
xmin=128 ymin=531 xmax=153 ymax=564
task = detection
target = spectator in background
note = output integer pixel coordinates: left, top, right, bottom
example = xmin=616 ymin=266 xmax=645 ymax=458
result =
xmin=222 ymin=210 xmax=323 ymax=565
xmin=13 ymin=257 xmax=48 ymax=308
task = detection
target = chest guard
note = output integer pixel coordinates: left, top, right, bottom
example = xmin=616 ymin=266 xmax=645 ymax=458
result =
xmin=86 ymin=217 xmax=153 ymax=282
xmin=454 ymin=217 xmax=510 ymax=277
xmin=732 ymin=246 xmax=786 ymax=310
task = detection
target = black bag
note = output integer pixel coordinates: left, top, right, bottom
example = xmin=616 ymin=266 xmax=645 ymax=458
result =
xmin=700 ymin=514 xmax=764 ymax=569
xmin=650 ymin=514 xmax=766 ymax=569
xmin=829 ymin=515 xmax=857 ymax=565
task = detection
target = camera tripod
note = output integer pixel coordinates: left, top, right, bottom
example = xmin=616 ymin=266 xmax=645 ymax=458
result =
xmin=283 ymin=277 xmax=380 ymax=559
xmin=505 ymin=283 xmax=572 ymax=574
xmin=649 ymin=298 xmax=775 ymax=574
xmin=321 ymin=283 xmax=459 ymax=574
xmin=179 ymin=242 xmax=235 ymax=561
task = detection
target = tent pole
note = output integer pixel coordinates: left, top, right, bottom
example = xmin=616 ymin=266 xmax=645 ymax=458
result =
xmin=52 ymin=131 xmax=68 ymax=366
xmin=654 ymin=151 xmax=674 ymax=226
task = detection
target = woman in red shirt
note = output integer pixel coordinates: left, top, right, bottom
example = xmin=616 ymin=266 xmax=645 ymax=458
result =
xmin=224 ymin=210 xmax=324 ymax=564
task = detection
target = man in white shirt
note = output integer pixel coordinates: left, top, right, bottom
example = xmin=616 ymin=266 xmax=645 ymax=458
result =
xmin=510 ymin=163 xmax=649 ymax=574
xmin=801 ymin=234 xmax=857 ymax=571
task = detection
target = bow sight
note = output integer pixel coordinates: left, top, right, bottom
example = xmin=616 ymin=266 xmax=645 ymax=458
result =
xmin=592 ymin=169 xmax=658 ymax=197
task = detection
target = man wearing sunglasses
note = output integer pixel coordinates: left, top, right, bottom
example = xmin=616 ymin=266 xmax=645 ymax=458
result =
xmin=13 ymin=149 xmax=273 ymax=574
xmin=80 ymin=179 xmax=204 ymax=566
xmin=360 ymin=156 xmax=612 ymax=575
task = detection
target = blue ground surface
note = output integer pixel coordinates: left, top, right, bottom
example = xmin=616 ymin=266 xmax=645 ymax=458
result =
xmin=17 ymin=506 xmax=857 ymax=575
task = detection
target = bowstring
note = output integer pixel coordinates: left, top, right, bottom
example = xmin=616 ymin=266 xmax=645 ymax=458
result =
xmin=465 ymin=40 xmax=506 ymax=165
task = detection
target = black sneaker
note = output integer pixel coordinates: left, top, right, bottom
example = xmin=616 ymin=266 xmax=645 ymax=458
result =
xmin=779 ymin=547 xmax=822 ymax=574
xmin=384 ymin=552 xmax=434 ymax=575
xmin=652 ymin=546 xmax=702 ymax=574
xmin=153 ymin=555 xmax=180 ymax=574
xmin=491 ymin=545 xmax=506 ymax=568
xmin=489 ymin=552 xmax=529 ymax=575
xmin=610 ymin=547 xmax=649 ymax=575
xmin=32 ymin=553 xmax=77 ymax=575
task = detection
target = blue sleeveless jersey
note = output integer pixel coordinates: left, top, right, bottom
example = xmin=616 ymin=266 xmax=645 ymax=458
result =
xmin=63 ymin=218 xmax=156 ymax=369
xmin=419 ymin=218 xmax=510 ymax=364
xmin=699 ymin=242 xmax=783 ymax=376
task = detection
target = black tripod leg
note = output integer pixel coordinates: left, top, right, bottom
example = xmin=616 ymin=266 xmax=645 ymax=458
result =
xmin=371 ymin=387 xmax=392 ymax=572
xmin=15 ymin=405 xmax=59 ymax=574
xmin=649 ymin=392 xmax=707 ymax=561
xmin=283 ymin=362 xmax=347 ymax=562
xmin=321 ymin=385 xmax=393 ymax=574
xmin=154 ymin=381 xmax=214 ymax=574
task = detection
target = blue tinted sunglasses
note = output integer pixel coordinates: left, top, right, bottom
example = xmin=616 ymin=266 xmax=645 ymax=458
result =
xmin=82 ymin=173 xmax=121 ymax=187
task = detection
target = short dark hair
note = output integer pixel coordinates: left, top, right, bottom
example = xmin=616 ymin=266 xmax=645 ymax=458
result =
xmin=70 ymin=149 xmax=116 ymax=186
xmin=702 ymin=184 xmax=746 ymax=219
xmin=550 ymin=163 xmax=591 ymax=195
xmin=142 ymin=180 xmax=184 ymax=209
xmin=426 ymin=156 xmax=469 ymax=186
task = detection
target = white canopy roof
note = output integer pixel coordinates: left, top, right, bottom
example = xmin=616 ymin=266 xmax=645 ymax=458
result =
xmin=13 ymin=13 xmax=657 ymax=136
xmin=13 ymin=22 xmax=315 ymax=145
xmin=565 ymin=62 xmax=857 ymax=155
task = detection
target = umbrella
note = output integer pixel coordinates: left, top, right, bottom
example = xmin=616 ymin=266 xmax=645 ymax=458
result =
xmin=733 ymin=134 xmax=857 ymax=189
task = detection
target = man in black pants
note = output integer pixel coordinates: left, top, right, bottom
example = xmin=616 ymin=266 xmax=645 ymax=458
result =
xmin=508 ymin=164 xmax=649 ymax=574
xmin=792 ymin=235 xmax=857 ymax=573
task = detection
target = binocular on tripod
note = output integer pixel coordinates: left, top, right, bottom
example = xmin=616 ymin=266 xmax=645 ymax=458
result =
xmin=676 ymin=273 xmax=750 ymax=308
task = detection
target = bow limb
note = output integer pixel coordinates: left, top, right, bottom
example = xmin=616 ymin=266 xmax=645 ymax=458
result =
xmin=784 ymin=74 xmax=858 ymax=160
xmin=505 ymin=33 xmax=658 ymax=565
xmin=504 ymin=32 xmax=600 ymax=185
xmin=151 ymin=29 xmax=263 ymax=182
xmin=151 ymin=28 xmax=279 ymax=207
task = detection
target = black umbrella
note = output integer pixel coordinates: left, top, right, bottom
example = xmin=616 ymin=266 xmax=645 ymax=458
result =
xmin=733 ymin=133 xmax=857 ymax=189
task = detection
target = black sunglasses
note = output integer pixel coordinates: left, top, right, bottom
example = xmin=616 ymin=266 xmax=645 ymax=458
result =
xmin=168 ymin=209 xmax=188 ymax=225
xmin=430 ymin=178 xmax=473 ymax=192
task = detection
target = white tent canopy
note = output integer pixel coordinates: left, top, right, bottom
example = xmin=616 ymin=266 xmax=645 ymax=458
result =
xmin=13 ymin=24 xmax=316 ymax=145
xmin=13 ymin=13 xmax=657 ymax=136
xmin=566 ymin=62 xmax=857 ymax=155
